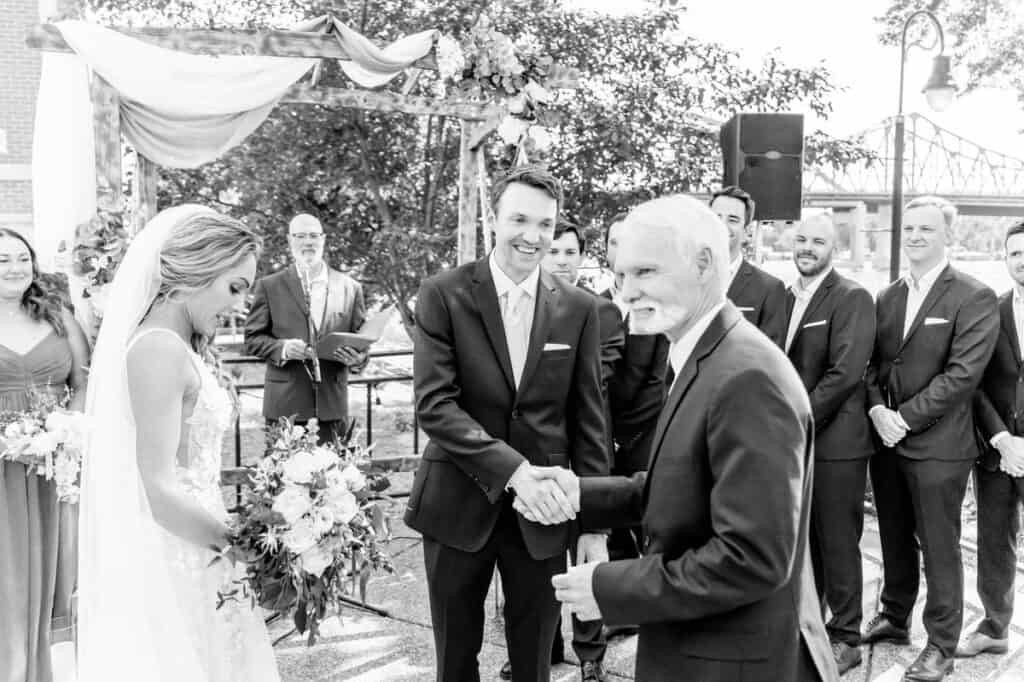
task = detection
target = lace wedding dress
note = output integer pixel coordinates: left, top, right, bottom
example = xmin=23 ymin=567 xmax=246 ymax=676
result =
xmin=130 ymin=329 xmax=281 ymax=681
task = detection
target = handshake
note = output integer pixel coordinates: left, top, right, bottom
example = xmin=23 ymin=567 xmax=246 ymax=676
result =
xmin=507 ymin=463 xmax=581 ymax=525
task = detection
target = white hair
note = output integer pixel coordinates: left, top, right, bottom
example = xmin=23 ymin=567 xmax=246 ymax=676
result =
xmin=288 ymin=213 xmax=322 ymax=233
xmin=625 ymin=194 xmax=729 ymax=298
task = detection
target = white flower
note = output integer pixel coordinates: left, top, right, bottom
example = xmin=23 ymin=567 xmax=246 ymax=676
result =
xmin=27 ymin=430 xmax=60 ymax=457
xmin=523 ymin=81 xmax=552 ymax=104
xmin=4 ymin=422 xmax=22 ymax=440
xmin=505 ymin=93 xmax=528 ymax=115
xmin=528 ymin=126 xmax=553 ymax=150
xmin=322 ymin=487 xmax=359 ymax=525
xmin=311 ymin=506 xmax=336 ymax=536
xmin=290 ymin=425 xmax=307 ymax=441
xmin=339 ymin=464 xmax=366 ymax=492
xmin=272 ymin=484 xmax=313 ymax=525
xmin=310 ymin=446 xmax=337 ymax=472
xmin=89 ymin=286 xmax=109 ymax=315
xmin=282 ymin=517 xmax=318 ymax=554
xmin=299 ymin=544 xmax=334 ymax=578
xmin=497 ymin=116 xmax=529 ymax=144
xmin=436 ymin=34 xmax=466 ymax=82
xmin=281 ymin=450 xmax=317 ymax=483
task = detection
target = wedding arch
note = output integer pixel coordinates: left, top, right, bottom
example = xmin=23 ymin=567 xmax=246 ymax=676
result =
xmin=25 ymin=16 xmax=579 ymax=310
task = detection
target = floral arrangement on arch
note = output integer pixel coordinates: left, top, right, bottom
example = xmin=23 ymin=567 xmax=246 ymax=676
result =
xmin=435 ymin=15 xmax=578 ymax=151
xmin=216 ymin=418 xmax=393 ymax=645
xmin=71 ymin=208 xmax=131 ymax=320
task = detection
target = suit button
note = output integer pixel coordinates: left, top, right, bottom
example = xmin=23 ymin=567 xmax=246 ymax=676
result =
xmin=511 ymin=409 xmax=521 ymax=420
xmin=893 ymin=358 xmax=903 ymax=365
xmin=643 ymin=536 xmax=651 ymax=550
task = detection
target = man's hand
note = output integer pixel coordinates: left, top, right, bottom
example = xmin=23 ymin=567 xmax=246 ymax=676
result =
xmin=333 ymin=346 xmax=368 ymax=370
xmin=508 ymin=464 xmax=576 ymax=525
xmin=512 ymin=466 xmax=580 ymax=524
xmin=998 ymin=436 xmax=1024 ymax=477
xmin=552 ymin=562 xmax=603 ymax=621
xmin=282 ymin=338 xmax=312 ymax=362
xmin=577 ymin=533 xmax=609 ymax=564
xmin=870 ymin=407 xmax=908 ymax=447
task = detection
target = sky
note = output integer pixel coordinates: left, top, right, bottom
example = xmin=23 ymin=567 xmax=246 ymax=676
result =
xmin=574 ymin=0 xmax=1024 ymax=159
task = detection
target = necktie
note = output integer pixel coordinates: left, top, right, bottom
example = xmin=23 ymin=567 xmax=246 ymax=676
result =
xmin=784 ymin=287 xmax=808 ymax=353
xmin=1015 ymin=298 xmax=1024 ymax=360
xmin=504 ymin=288 xmax=527 ymax=386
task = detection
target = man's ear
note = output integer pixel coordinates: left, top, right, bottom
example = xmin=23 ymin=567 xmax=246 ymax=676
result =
xmin=694 ymin=246 xmax=713 ymax=280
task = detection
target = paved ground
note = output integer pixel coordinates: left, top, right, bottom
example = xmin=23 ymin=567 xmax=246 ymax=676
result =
xmin=270 ymin=509 xmax=1024 ymax=682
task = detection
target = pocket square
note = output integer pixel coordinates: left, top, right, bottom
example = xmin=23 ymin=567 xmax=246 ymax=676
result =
xmin=803 ymin=320 xmax=827 ymax=329
xmin=924 ymin=317 xmax=949 ymax=326
xmin=543 ymin=343 xmax=571 ymax=351
xmin=737 ymin=306 xmax=755 ymax=312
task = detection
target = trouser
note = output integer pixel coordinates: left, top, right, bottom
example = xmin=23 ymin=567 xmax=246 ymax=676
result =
xmin=973 ymin=463 xmax=1024 ymax=639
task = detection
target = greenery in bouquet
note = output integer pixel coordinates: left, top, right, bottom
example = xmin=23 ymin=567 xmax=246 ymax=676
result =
xmin=0 ymin=386 xmax=87 ymax=503
xmin=72 ymin=208 xmax=131 ymax=311
xmin=217 ymin=418 xmax=392 ymax=645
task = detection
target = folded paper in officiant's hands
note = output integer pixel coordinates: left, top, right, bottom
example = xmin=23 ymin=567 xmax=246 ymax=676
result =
xmin=317 ymin=306 xmax=395 ymax=357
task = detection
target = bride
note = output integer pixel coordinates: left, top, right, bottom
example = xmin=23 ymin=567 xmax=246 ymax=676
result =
xmin=77 ymin=205 xmax=279 ymax=681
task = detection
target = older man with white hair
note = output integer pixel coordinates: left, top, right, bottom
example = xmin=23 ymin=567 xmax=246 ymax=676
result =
xmin=245 ymin=213 xmax=368 ymax=444
xmin=518 ymin=195 xmax=838 ymax=681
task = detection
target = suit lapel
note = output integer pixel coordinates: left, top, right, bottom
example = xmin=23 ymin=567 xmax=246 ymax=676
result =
xmin=789 ymin=270 xmax=837 ymax=350
xmin=645 ymin=304 xmax=740 ymax=482
xmin=899 ymin=266 xmax=953 ymax=351
xmin=285 ymin=265 xmax=309 ymax=316
xmin=727 ymin=260 xmax=752 ymax=302
xmin=1000 ymin=293 xmax=1022 ymax=368
xmin=470 ymin=260 xmax=516 ymax=393
xmin=517 ymin=271 xmax=557 ymax=396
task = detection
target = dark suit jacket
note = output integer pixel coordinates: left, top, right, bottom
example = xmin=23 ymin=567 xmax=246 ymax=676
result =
xmin=583 ymin=286 xmax=626 ymax=461
xmin=785 ymin=269 xmax=875 ymax=460
xmin=974 ymin=291 xmax=1024 ymax=471
xmin=579 ymin=304 xmax=837 ymax=682
xmin=599 ymin=288 xmax=670 ymax=474
xmin=244 ymin=265 xmax=366 ymax=422
xmin=866 ymin=264 xmax=998 ymax=460
xmin=404 ymin=259 xmax=608 ymax=560
xmin=728 ymin=259 xmax=788 ymax=348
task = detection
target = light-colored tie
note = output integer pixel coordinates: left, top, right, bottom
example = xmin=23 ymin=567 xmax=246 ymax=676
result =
xmin=1015 ymin=298 xmax=1024 ymax=359
xmin=784 ymin=287 xmax=808 ymax=353
xmin=504 ymin=288 xmax=528 ymax=386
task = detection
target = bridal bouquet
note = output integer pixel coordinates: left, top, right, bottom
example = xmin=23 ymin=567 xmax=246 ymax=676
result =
xmin=0 ymin=388 xmax=88 ymax=503
xmin=217 ymin=418 xmax=392 ymax=645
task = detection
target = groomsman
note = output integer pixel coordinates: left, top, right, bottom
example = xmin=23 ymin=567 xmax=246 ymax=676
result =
xmin=958 ymin=219 xmax=1024 ymax=659
xmin=709 ymin=186 xmax=788 ymax=347
xmin=863 ymin=196 xmax=999 ymax=681
xmin=783 ymin=215 xmax=875 ymax=675
xmin=406 ymin=165 xmax=609 ymax=682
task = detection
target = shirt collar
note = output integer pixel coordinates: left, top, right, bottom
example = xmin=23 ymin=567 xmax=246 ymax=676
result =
xmin=297 ymin=262 xmax=328 ymax=285
xmin=906 ymin=258 xmax=948 ymax=292
xmin=791 ymin=267 xmax=832 ymax=300
xmin=669 ymin=302 xmax=726 ymax=378
xmin=489 ymin=251 xmax=540 ymax=299
xmin=729 ymin=255 xmax=743 ymax=281
xmin=1014 ymin=285 xmax=1024 ymax=306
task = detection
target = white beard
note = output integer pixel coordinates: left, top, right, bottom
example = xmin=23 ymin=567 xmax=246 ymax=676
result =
xmin=629 ymin=304 xmax=686 ymax=336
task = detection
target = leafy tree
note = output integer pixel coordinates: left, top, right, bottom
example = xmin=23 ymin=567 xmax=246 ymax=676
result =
xmin=876 ymin=0 xmax=1024 ymax=105
xmin=68 ymin=0 xmax=873 ymax=330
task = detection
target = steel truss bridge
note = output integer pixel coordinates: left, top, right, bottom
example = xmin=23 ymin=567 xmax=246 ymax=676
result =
xmin=805 ymin=113 xmax=1024 ymax=216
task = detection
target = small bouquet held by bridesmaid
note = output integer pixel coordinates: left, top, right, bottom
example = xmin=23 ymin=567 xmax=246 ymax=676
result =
xmin=0 ymin=388 xmax=87 ymax=503
xmin=216 ymin=418 xmax=392 ymax=645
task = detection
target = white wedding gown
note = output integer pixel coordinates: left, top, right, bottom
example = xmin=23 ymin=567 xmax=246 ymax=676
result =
xmin=136 ymin=329 xmax=281 ymax=681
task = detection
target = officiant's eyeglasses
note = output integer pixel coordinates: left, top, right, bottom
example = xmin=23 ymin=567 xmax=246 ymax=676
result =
xmin=290 ymin=232 xmax=324 ymax=241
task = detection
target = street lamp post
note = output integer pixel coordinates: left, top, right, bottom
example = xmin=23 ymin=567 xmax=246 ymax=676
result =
xmin=889 ymin=11 xmax=957 ymax=282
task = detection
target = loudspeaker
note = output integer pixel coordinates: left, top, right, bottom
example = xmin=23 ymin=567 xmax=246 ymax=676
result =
xmin=719 ymin=113 xmax=804 ymax=221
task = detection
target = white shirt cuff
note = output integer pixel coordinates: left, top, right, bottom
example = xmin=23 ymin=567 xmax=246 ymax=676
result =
xmin=868 ymin=405 xmax=887 ymax=418
xmin=991 ymin=431 xmax=1011 ymax=448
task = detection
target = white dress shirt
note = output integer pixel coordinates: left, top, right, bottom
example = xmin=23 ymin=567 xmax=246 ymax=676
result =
xmin=902 ymin=258 xmax=948 ymax=339
xmin=728 ymin=255 xmax=743 ymax=289
xmin=784 ymin=267 xmax=832 ymax=353
xmin=990 ymin=285 xmax=1024 ymax=448
xmin=281 ymin=263 xmax=330 ymax=362
xmin=668 ymin=302 xmax=726 ymax=390
xmin=489 ymin=252 xmax=539 ymax=388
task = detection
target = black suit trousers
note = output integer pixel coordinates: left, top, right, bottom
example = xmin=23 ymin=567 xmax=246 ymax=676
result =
xmin=809 ymin=458 xmax=867 ymax=646
xmin=422 ymin=501 xmax=564 ymax=682
xmin=870 ymin=453 xmax=973 ymax=655
xmin=974 ymin=463 xmax=1024 ymax=639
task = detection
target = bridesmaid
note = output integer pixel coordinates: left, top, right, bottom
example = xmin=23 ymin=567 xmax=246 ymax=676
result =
xmin=0 ymin=228 xmax=89 ymax=682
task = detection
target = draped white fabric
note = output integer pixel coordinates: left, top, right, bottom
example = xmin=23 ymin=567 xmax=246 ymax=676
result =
xmin=30 ymin=17 xmax=436 ymax=268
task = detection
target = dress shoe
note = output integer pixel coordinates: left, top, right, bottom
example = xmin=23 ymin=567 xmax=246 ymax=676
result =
xmin=831 ymin=641 xmax=862 ymax=675
xmin=581 ymin=660 xmax=606 ymax=682
xmin=903 ymin=643 xmax=954 ymax=681
xmin=499 ymin=647 xmax=566 ymax=681
xmin=602 ymin=623 xmax=639 ymax=640
xmin=955 ymin=630 xmax=1009 ymax=657
xmin=862 ymin=613 xmax=910 ymax=645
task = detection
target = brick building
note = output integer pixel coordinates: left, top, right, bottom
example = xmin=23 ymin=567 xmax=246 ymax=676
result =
xmin=0 ymin=0 xmax=40 ymax=237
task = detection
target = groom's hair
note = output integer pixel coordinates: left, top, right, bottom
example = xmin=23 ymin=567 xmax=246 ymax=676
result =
xmin=491 ymin=165 xmax=563 ymax=215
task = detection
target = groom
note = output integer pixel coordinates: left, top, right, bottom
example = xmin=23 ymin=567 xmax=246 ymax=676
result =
xmin=406 ymin=165 xmax=609 ymax=681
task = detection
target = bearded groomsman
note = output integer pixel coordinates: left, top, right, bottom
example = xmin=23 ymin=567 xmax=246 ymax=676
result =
xmin=957 ymin=219 xmax=1024 ymax=659
xmin=709 ymin=186 xmax=788 ymax=347
xmin=783 ymin=215 xmax=875 ymax=675
xmin=862 ymin=196 xmax=998 ymax=681
xmin=406 ymin=165 xmax=609 ymax=682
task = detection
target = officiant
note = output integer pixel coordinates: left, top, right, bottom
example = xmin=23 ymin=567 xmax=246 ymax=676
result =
xmin=245 ymin=213 xmax=367 ymax=445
